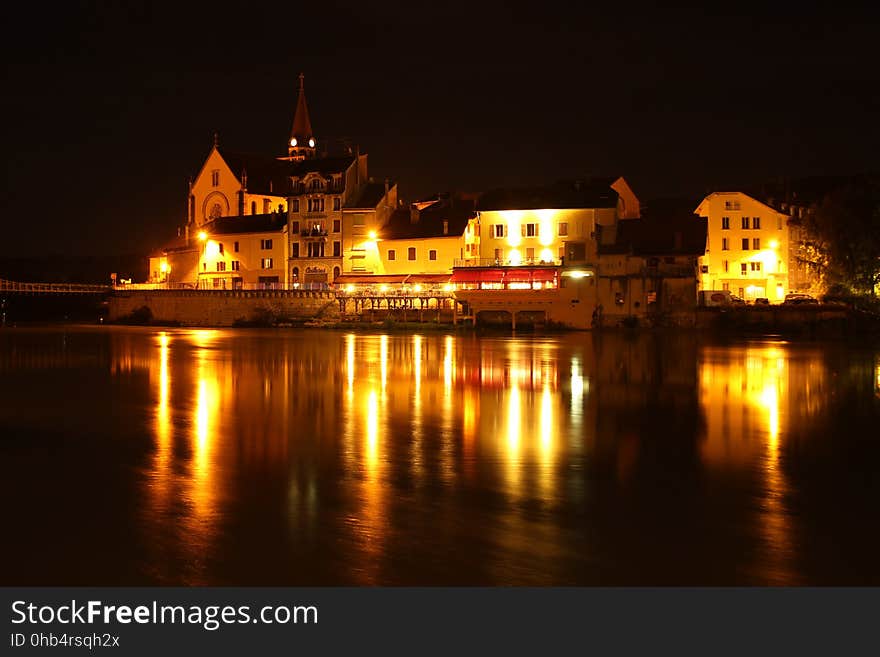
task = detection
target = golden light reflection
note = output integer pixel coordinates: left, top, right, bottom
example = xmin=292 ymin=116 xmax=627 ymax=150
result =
xmin=346 ymin=333 xmax=355 ymax=394
xmin=380 ymin=334 xmax=388 ymax=392
xmin=149 ymin=332 xmax=172 ymax=520
xmin=699 ymin=342 xmax=803 ymax=584
xmin=443 ymin=334 xmax=454 ymax=394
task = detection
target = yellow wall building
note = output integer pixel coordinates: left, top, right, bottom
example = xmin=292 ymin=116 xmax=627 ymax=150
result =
xmin=695 ymin=191 xmax=791 ymax=301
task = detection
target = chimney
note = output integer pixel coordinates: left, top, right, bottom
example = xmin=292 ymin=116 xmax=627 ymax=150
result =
xmin=410 ymin=206 xmax=420 ymax=224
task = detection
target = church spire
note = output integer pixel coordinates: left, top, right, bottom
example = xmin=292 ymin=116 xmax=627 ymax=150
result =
xmin=288 ymin=73 xmax=315 ymax=159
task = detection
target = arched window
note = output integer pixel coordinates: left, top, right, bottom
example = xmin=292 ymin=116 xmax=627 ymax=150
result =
xmin=333 ymin=266 xmax=340 ymax=281
xmin=292 ymin=267 xmax=299 ymax=281
xmin=209 ymin=203 xmax=222 ymax=219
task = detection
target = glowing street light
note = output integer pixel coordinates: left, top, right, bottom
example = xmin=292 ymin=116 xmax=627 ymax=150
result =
xmin=368 ymin=230 xmax=378 ymax=241
xmin=198 ymin=231 xmax=208 ymax=241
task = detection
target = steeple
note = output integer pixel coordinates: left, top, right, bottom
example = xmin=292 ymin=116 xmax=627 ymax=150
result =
xmin=288 ymin=73 xmax=315 ymax=160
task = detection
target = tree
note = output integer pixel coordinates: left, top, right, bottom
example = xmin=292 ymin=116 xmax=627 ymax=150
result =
xmin=802 ymin=178 xmax=880 ymax=297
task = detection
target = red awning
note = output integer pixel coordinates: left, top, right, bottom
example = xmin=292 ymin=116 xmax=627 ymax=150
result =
xmin=451 ymin=269 xmax=505 ymax=283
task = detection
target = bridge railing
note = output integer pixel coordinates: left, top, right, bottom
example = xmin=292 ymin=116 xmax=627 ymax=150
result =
xmin=0 ymin=278 xmax=111 ymax=294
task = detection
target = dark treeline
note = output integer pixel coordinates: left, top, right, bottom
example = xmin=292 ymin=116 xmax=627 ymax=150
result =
xmin=0 ymin=254 xmax=147 ymax=285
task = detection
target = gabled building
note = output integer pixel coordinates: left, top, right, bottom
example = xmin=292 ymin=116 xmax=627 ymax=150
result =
xmin=695 ymin=192 xmax=791 ymax=301
xmin=149 ymin=74 xmax=393 ymax=288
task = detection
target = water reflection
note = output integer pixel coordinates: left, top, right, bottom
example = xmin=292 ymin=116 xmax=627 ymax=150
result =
xmin=1 ymin=327 xmax=878 ymax=585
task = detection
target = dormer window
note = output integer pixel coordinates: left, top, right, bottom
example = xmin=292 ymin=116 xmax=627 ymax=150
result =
xmin=310 ymin=179 xmax=323 ymax=192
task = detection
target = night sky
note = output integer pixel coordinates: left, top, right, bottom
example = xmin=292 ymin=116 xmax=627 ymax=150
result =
xmin=3 ymin=1 xmax=878 ymax=257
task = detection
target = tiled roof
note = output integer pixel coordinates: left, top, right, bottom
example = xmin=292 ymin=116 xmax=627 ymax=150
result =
xmin=345 ymin=181 xmax=391 ymax=209
xmin=381 ymin=199 xmax=475 ymax=240
xmin=288 ymin=155 xmax=355 ymax=178
xmin=217 ymin=148 xmax=294 ymax=196
xmin=202 ymin=212 xmax=287 ymax=235
xmin=599 ymin=217 xmax=707 ymax=257
xmin=477 ymin=179 xmax=619 ymax=211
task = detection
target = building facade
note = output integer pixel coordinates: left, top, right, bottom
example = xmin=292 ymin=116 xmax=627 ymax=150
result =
xmin=695 ymin=191 xmax=791 ymax=301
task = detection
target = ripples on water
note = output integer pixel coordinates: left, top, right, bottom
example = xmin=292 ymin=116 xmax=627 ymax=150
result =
xmin=1 ymin=326 xmax=878 ymax=585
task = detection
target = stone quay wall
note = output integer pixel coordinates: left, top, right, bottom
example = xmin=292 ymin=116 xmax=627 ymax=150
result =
xmin=109 ymin=290 xmax=339 ymax=326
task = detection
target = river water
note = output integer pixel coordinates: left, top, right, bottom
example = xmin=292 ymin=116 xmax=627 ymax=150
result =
xmin=1 ymin=326 xmax=878 ymax=585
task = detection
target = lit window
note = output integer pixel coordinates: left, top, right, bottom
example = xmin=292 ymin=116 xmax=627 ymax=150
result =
xmin=261 ymin=258 xmax=273 ymax=269
xmin=558 ymin=223 xmax=569 ymax=236
xmin=753 ymin=237 xmax=760 ymax=250
xmin=526 ymin=247 xmax=534 ymax=261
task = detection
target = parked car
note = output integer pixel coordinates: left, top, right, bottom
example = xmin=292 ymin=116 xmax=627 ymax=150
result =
xmin=754 ymin=297 xmax=770 ymax=306
xmin=783 ymin=293 xmax=818 ymax=305
xmin=729 ymin=294 xmax=746 ymax=305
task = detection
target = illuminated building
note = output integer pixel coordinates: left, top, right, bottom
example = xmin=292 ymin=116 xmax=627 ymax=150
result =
xmin=148 ymin=74 xmax=397 ymax=288
xmin=695 ymin=191 xmax=792 ymax=301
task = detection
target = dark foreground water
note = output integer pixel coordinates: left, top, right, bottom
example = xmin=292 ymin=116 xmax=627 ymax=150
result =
xmin=1 ymin=326 xmax=878 ymax=585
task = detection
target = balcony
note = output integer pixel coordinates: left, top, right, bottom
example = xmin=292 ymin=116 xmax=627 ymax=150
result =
xmin=301 ymin=228 xmax=328 ymax=239
xmin=454 ymin=257 xmax=562 ymax=268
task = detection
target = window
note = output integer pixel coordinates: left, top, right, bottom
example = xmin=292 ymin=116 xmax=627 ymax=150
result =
xmin=523 ymin=223 xmax=536 ymax=237
xmin=260 ymin=239 xmax=273 ymax=249
xmin=261 ymin=258 xmax=273 ymax=269
xmin=307 ymin=242 xmax=325 ymax=257
xmin=333 ymin=219 xmax=340 ymax=232
xmin=291 ymin=221 xmax=300 ymax=233
xmin=233 ymin=241 xmax=239 ymax=252
xmin=722 ymin=238 xmax=729 ymax=251
xmin=493 ymin=224 xmax=505 ymax=238
xmin=216 ymin=261 xmax=226 ymax=272
xmin=292 ymin=200 xmax=300 ymax=213
xmin=722 ymin=282 xmax=729 ymax=291
xmin=494 ymin=248 xmax=503 ymax=261
xmin=310 ymin=179 xmax=323 ymax=191
xmin=262 ymin=199 xmax=271 ymax=214
xmin=723 ymin=260 xmax=729 ymax=273
xmin=724 ymin=200 xmax=741 ymax=211
xmin=291 ymin=243 xmax=299 ymax=258
xmin=753 ymin=216 xmax=761 ymax=229
xmin=251 ymin=201 xmax=257 ymax=214
xmin=388 ymin=249 xmax=396 ymax=260
xmin=211 ymin=170 xmax=219 ymax=186
xmin=333 ymin=197 xmax=341 ymax=211
xmin=231 ymin=261 xmax=240 ymax=271
xmin=741 ymin=263 xmax=748 ymax=274
xmin=429 ymin=249 xmax=437 ymax=261
xmin=777 ymin=216 xmax=783 ymax=230
xmin=753 ymin=237 xmax=760 ymax=250
xmin=218 ymin=243 xmax=224 ymax=255
xmin=408 ymin=247 xmax=416 ymax=261
xmin=742 ymin=238 xmax=750 ymax=250
xmin=722 ymin=216 xmax=730 ymax=230
xmin=741 ymin=216 xmax=749 ymax=229
xmin=558 ymin=223 xmax=569 ymax=236
xmin=333 ymin=241 xmax=341 ymax=257
xmin=751 ymin=261 xmax=762 ymax=271
xmin=526 ymin=247 xmax=534 ymax=261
